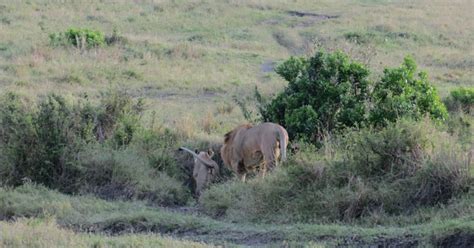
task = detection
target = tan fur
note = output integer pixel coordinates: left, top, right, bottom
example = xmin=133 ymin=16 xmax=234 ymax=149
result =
xmin=179 ymin=147 xmax=219 ymax=196
xmin=220 ymin=122 xmax=289 ymax=181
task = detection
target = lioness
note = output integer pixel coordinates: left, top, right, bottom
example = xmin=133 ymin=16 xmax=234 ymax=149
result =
xmin=179 ymin=147 xmax=219 ymax=196
xmin=220 ymin=122 xmax=288 ymax=181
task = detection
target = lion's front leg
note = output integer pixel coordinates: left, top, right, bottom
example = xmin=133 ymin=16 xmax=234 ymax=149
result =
xmin=232 ymin=160 xmax=247 ymax=182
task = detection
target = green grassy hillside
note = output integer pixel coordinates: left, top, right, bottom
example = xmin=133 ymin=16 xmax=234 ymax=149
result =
xmin=1 ymin=0 xmax=472 ymax=133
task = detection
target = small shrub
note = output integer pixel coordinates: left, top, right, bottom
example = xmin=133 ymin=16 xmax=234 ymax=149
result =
xmin=344 ymin=31 xmax=375 ymax=45
xmin=413 ymin=150 xmax=470 ymax=206
xmin=105 ymin=28 xmax=128 ymax=45
xmin=340 ymin=119 xmax=431 ymax=180
xmin=122 ymin=69 xmax=143 ymax=81
xmin=445 ymin=87 xmax=474 ymax=114
xmin=167 ymin=42 xmax=205 ymax=59
xmin=95 ymin=90 xmax=144 ymax=145
xmin=370 ymin=56 xmax=448 ymax=126
xmin=49 ymin=28 xmax=105 ymax=49
xmin=113 ymin=114 xmax=139 ymax=146
xmin=130 ymin=128 xmax=185 ymax=181
xmin=445 ymin=113 xmax=472 ymax=148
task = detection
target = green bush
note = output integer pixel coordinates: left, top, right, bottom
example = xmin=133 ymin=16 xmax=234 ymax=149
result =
xmin=261 ymin=50 xmax=371 ymax=141
xmin=49 ymin=28 xmax=105 ymax=49
xmin=200 ymin=120 xmax=471 ymax=224
xmin=445 ymin=113 xmax=472 ymax=148
xmin=0 ymin=93 xmax=93 ymax=191
xmin=0 ymin=91 xmax=191 ymax=205
xmin=132 ymin=129 xmax=185 ymax=180
xmin=105 ymin=28 xmax=128 ymax=45
xmin=77 ymin=145 xmax=190 ymax=206
xmin=0 ymin=92 xmax=144 ymax=190
xmin=445 ymin=87 xmax=474 ymax=114
xmin=340 ymin=119 xmax=430 ymax=180
xmin=370 ymin=56 xmax=448 ymax=126
xmin=95 ymin=90 xmax=144 ymax=147
xmin=0 ymin=93 xmax=36 ymax=186
xmin=260 ymin=51 xmax=448 ymax=143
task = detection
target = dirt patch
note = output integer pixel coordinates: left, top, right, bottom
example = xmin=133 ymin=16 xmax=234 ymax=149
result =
xmin=82 ymin=219 xmax=205 ymax=237
xmin=287 ymin=10 xmax=339 ymax=28
xmin=131 ymin=86 xmax=177 ymax=99
xmin=260 ymin=18 xmax=283 ymax=26
xmin=272 ymin=31 xmax=301 ymax=54
xmin=333 ymin=235 xmax=420 ymax=247
xmin=132 ymin=86 xmax=225 ymax=100
xmin=80 ymin=220 xmax=287 ymax=247
xmin=80 ymin=183 xmax=136 ymax=202
xmin=367 ymin=236 xmax=419 ymax=248
xmin=78 ymin=221 xmax=426 ymax=247
xmin=261 ymin=60 xmax=276 ymax=73
xmin=164 ymin=206 xmax=201 ymax=215
xmin=287 ymin=10 xmax=338 ymax=19
xmin=214 ymin=231 xmax=286 ymax=246
xmin=69 ymin=216 xmax=426 ymax=247
xmin=261 ymin=11 xmax=338 ymax=28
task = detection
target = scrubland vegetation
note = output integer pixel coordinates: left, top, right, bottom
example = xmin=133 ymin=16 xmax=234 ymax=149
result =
xmin=0 ymin=0 xmax=473 ymax=247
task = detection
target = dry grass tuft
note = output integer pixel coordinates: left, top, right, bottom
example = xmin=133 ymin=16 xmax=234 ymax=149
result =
xmin=168 ymin=42 xmax=206 ymax=60
xmin=175 ymin=115 xmax=197 ymax=139
xmin=202 ymin=111 xmax=218 ymax=134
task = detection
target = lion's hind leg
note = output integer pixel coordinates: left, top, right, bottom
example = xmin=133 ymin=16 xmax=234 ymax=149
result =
xmin=261 ymin=148 xmax=277 ymax=179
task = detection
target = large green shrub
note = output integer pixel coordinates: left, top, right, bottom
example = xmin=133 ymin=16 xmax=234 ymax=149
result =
xmin=261 ymin=50 xmax=371 ymax=141
xmin=0 ymin=93 xmax=36 ymax=186
xmin=260 ymin=51 xmax=448 ymax=143
xmin=369 ymin=56 xmax=448 ymax=126
xmin=0 ymin=93 xmax=92 ymax=190
xmin=0 ymin=91 xmax=191 ymax=204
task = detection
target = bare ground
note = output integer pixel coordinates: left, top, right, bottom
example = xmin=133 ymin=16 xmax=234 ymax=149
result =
xmin=64 ymin=209 xmax=458 ymax=247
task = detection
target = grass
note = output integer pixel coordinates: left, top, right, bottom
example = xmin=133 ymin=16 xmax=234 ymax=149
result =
xmin=200 ymin=119 xmax=473 ymax=226
xmin=0 ymin=218 xmax=213 ymax=248
xmin=0 ymin=183 xmax=473 ymax=247
xmin=0 ymin=0 xmax=472 ymax=135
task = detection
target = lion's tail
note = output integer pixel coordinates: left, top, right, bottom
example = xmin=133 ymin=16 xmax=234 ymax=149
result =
xmin=278 ymin=127 xmax=288 ymax=162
